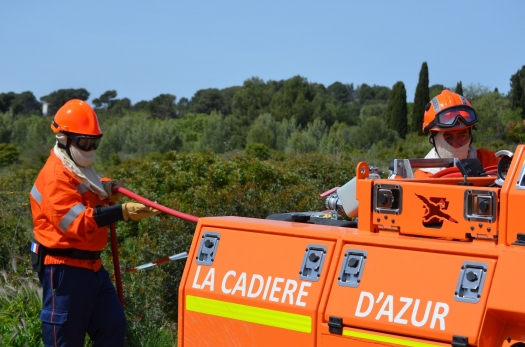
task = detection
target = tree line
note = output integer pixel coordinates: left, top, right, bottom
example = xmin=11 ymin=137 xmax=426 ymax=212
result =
xmin=0 ymin=63 xmax=524 ymax=171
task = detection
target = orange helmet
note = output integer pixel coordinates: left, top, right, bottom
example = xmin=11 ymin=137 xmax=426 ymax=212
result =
xmin=51 ymin=99 xmax=102 ymax=136
xmin=422 ymin=90 xmax=477 ymax=132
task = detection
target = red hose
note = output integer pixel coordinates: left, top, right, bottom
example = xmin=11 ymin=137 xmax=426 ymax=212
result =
xmin=108 ymin=186 xmax=199 ymax=306
xmin=112 ymin=186 xmax=199 ymax=223
xmin=431 ymin=165 xmax=499 ymax=178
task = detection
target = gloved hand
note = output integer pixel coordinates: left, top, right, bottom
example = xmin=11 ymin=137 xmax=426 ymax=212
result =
xmin=122 ymin=202 xmax=161 ymax=221
xmin=102 ymin=179 xmax=124 ymax=203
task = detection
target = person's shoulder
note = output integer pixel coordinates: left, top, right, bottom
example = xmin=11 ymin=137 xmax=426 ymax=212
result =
xmin=476 ymin=148 xmax=496 ymax=156
xmin=41 ymin=152 xmax=81 ymax=185
xmin=476 ymin=148 xmax=500 ymax=167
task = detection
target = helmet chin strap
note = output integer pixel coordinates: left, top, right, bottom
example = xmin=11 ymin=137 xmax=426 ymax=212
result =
xmin=429 ymin=132 xmax=440 ymax=158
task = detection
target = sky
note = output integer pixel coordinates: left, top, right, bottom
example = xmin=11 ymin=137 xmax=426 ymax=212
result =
xmin=2 ymin=1 xmax=524 ymax=105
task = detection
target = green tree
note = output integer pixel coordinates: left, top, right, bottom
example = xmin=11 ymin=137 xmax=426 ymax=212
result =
xmin=149 ymin=94 xmax=177 ymax=119
xmin=231 ymin=77 xmax=276 ymax=125
xmin=198 ymin=112 xmax=232 ymax=153
xmin=0 ymin=92 xmax=16 ymax=113
xmin=463 ymin=83 xmax=491 ymax=101
xmin=133 ymin=100 xmax=150 ymax=111
xmin=411 ymin=62 xmax=429 ymax=134
xmin=356 ymin=84 xmax=390 ymax=105
xmin=275 ymin=117 xmax=297 ymax=151
xmin=0 ymin=114 xmax=11 ymax=143
xmin=286 ymin=131 xmax=318 ymax=154
xmin=93 ymin=90 xmax=118 ymax=109
xmin=385 ymin=82 xmax=408 ymax=139
xmin=347 ymin=117 xmax=398 ymax=150
xmin=40 ymin=88 xmax=90 ymax=115
xmin=246 ymin=113 xmax=277 ymax=148
xmin=109 ymin=97 xmax=132 ymax=115
xmin=190 ymin=88 xmax=223 ymax=115
xmin=510 ymin=66 xmax=525 ymax=119
xmin=174 ymin=112 xmax=209 ymax=152
xmin=305 ymin=117 xmax=327 ymax=144
xmin=359 ymin=103 xmax=387 ymax=119
xmin=230 ymin=77 xmax=280 ymax=146
xmin=269 ymin=76 xmax=336 ymax=127
xmin=310 ymin=87 xmax=340 ymax=126
xmin=455 ymin=81 xmax=464 ymax=96
xmin=285 ymin=118 xmax=327 ymax=154
xmin=96 ymin=113 xmax=183 ymax=164
xmin=319 ymin=122 xmax=353 ymax=154
xmin=471 ymin=92 xmax=517 ymax=145
xmin=219 ymin=86 xmax=241 ymax=115
xmin=429 ymin=84 xmax=446 ymax=99
xmin=0 ymin=92 xmax=41 ymax=116
xmin=327 ymin=82 xmax=355 ymax=104
xmin=10 ymin=116 xmax=55 ymax=161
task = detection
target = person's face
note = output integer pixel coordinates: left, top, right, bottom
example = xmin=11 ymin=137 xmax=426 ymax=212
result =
xmin=442 ymin=129 xmax=470 ymax=148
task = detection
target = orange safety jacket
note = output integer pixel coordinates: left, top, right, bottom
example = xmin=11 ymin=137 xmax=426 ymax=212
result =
xmin=414 ymin=148 xmax=500 ymax=178
xmin=29 ymin=150 xmax=110 ymax=271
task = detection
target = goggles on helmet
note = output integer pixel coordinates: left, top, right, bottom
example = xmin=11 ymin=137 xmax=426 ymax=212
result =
xmin=425 ymin=106 xmax=477 ymax=132
xmin=67 ymin=133 xmax=102 ymax=151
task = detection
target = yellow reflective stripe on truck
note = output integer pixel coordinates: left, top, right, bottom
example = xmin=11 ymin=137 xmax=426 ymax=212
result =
xmin=186 ymin=295 xmax=312 ymax=333
xmin=343 ymin=329 xmax=442 ymax=347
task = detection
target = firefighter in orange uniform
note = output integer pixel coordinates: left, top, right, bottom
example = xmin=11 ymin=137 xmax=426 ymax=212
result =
xmin=414 ymin=90 xmax=500 ymax=178
xmin=29 ymin=99 xmax=160 ymax=346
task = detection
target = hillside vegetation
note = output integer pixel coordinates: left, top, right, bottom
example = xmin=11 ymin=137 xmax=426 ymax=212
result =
xmin=0 ymin=64 xmax=524 ymax=345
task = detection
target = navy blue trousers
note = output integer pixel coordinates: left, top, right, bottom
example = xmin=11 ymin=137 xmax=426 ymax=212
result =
xmin=38 ymin=265 xmax=126 ymax=347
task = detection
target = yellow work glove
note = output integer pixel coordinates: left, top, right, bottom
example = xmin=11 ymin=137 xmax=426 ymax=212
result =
xmin=102 ymin=179 xmax=124 ymax=203
xmin=122 ymin=202 xmax=161 ymax=221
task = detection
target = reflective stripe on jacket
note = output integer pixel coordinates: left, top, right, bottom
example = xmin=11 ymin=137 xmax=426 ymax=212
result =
xmin=30 ymin=150 xmax=108 ymax=271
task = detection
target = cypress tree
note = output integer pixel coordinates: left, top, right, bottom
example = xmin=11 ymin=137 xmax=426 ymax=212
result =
xmin=411 ymin=62 xmax=429 ymax=135
xmin=455 ymin=81 xmax=464 ymax=96
xmin=386 ymin=81 xmax=408 ymax=139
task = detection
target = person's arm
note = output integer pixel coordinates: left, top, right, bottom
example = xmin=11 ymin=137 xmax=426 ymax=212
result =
xmin=41 ymin=176 xmax=101 ymax=243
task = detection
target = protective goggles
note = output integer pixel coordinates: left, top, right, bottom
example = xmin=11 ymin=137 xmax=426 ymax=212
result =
xmin=68 ymin=134 xmax=102 ymax=151
xmin=425 ymin=106 xmax=477 ymax=131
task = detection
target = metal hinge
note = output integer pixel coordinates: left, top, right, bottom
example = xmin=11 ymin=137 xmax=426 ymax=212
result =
xmin=512 ymin=233 xmax=525 ymax=246
xmin=328 ymin=316 xmax=342 ymax=334
xmin=451 ymin=335 xmax=468 ymax=347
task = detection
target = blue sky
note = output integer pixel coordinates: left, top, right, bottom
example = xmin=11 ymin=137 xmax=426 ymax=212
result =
xmin=2 ymin=1 xmax=524 ymax=104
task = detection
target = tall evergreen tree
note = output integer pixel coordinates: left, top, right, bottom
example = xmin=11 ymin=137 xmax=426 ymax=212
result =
xmin=455 ymin=81 xmax=464 ymax=96
xmin=386 ymin=81 xmax=408 ymax=139
xmin=411 ymin=62 xmax=429 ymax=134
xmin=510 ymin=66 xmax=525 ymax=119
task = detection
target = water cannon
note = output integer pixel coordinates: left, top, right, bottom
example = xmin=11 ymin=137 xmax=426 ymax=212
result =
xmin=324 ymin=164 xmax=381 ymax=219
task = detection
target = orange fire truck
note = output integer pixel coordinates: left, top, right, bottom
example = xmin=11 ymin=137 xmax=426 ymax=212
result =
xmin=177 ymin=147 xmax=525 ymax=346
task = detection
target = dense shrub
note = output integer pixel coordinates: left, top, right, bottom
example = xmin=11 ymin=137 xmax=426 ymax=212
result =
xmin=97 ymin=151 xmax=358 ymax=341
xmin=0 ymin=143 xmax=19 ymax=167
